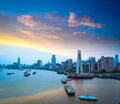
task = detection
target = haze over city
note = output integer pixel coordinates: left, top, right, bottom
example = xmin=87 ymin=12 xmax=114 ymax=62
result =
xmin=0 ymin=0 xmax=120 ymax=64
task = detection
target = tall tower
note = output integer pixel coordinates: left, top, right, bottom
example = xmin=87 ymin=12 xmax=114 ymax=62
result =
xmin=114 ymin=54 xmax=119 ymax=67
xmin=17 ymin=57 xmax=21 ymax=69
xmin=76 ymin=50 xmax=83 ymax=74
xmin=51 ymin=55 xmax=56 ymax=66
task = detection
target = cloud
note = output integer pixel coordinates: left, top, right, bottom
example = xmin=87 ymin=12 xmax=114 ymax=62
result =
xmin=73 ymin=31 xmax=86 ymax=36
xmin=40 ymin=33 xmax=62 ymax=39
xmin=19 ymin=29 xmax=36 ymax=38
xmin=17 ymin=15 xmax=62 ymax=31
xmin=68 ymin=12 xmax=103 ymax=28
xmin=45 ymin=13 xmax=64 ymax=21
xmin=17 ymin=14 xmax=63 ymax=40
xmin=19 ymin=29 xmax=62 ymax=40
xmin=17 ymin=15 xmax=38 ymax=27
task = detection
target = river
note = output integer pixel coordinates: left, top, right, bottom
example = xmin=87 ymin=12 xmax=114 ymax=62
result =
xmin=0 ymin=69 xmax=120 ymax=104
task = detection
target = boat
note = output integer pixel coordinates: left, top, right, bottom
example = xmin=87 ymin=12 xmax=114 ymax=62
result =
xmin=79 ymin=95 xmax=98 ymax=101
xmin=57 ymin=70 xmax=63 ymax=74
xmin=61 ymin=78 xmax=67 ymax=83
xmin=7 ymin=72 xmax=15 ymax=75
xmin=24 ymin=70 xmax=28 ymax=74
xmin=32 ymin=71 xmax=36 ymax=74
xmin=68 ymin=73 xmax=94 ymax=79
xmin=24 ymin=71 xmax=31 ymax=77
xmin=24 ymin=73 xmax=30 ymax=76
xmin=64 ymin=85 xmax=75 ymax=96
xmin=66 ymin=78 xmax=72 ymax=81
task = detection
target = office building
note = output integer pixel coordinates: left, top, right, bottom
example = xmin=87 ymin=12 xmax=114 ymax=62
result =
xmin=76 ymin=50 xmax=83 ymax=74
xmin=98 ymin=56 xmax=114 ymax=72
xmin=17 ymin=57 xmax=21 ymax=69
xmin=51 ymin=55 xmax=56 ymax=66
xmin=114 ymin=54 xmax=119 ymax=67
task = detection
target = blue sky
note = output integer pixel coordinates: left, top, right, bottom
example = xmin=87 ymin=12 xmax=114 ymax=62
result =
xmin=0 ymin=0 xmax=120 ymax=64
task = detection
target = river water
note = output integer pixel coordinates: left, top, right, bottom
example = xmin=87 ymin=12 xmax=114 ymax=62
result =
xmin=0 ymin=69 xmax=120 ymax=104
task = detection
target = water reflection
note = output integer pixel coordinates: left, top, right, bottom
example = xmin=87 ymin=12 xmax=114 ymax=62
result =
xmin=0 ymin=69 xmax=120 ymax=104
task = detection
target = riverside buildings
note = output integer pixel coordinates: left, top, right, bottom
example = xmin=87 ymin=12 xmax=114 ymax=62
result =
xmin=2 ymin=51 xmax=120 ymax=72
xmin=97 ymin=56 xmax=114 ymax=72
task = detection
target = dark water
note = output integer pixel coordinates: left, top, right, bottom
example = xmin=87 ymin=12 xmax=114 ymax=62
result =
xmin=0 ymin=69 xmax=120 ymax=104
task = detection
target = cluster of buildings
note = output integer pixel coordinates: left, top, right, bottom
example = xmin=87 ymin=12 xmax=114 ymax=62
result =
xmin=1 ymin=51 xmax=120 ymax=73
xmin=62 ymin=54 xmax=120 ymax=73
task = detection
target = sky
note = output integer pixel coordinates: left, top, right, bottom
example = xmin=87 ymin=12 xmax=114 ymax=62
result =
xmin=0 ymin=0 xmax=120 ymax=64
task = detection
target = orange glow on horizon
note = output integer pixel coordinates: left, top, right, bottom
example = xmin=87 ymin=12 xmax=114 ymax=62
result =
xmin=0 ymin=34 xmax=51 ymax=53
xmin=0 ymin=32 xmax=67 ymax=57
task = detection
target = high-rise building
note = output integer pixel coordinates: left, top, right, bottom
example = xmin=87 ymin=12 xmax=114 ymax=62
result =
xmin=51 ymin=55 xmax=56 ymax=66
xmin=17 ymin=57 xmax=21 ymax=69
xmin=65 ymin=59 xmax=73 ymax=69
xmin=76 ymin=50 xmax=83 ymax=74
xmin=114 ymin=54 xmax=119 ymax=67
xmin=37 ymin=60 xmax=42 ymax=68
xmin=98 ymin=56 xmax=114 ymax=72
xmin=88 ymin=57 xmax=96 ymax=72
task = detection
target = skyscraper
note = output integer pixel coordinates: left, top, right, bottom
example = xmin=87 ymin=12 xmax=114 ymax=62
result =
xmin=98 ymin=56 xmax=114 ymax=72
xmin=114 ymin=54 xmax=119 ymax=67
xmin=17 ymin=57 xmax=21 ymax=69
xmin=76 ymin=50 xmax=83 ymax=74
xmin=37 ymin=60 xmax=42 ymax=68
xmin=51 ymin=55 xmax=56 ymax=66
xmin=88 ymin=57 xmax=96 ymax=72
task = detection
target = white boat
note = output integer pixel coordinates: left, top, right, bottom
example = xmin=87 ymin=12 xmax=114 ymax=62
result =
xmin=79 ymin=95 xmax=98 ymax=101
xmin=24 ymin=73 xmax=30 ymax=77
xmin=61 ymin=78 xmax=67 ymax=83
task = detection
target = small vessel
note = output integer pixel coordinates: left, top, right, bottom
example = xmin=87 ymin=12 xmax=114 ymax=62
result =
xmin=64 ymin=85 xmax=75 ymax=96
xmin=24 ymin=73 xmax=30 ymax=77
xmin=61 ymin=78 xmax=67 ymax=83
xmin=68 ymin=73 xmax=94 ymax=79
xmin=24 ymin=70 xmax=30 ymax=77
xmin=57 ymin=70 xmax=63 ymax=74
xmin=79 ymin=95 xmax=98 ymax=101
xmin=7 ymin=72 xmax=15 ymax=75
xmin=24 ymin=70 xmax=28 ymax=74
xmin=32 ymin=71 xmax=36 ymax=74
xmin=66 ymin=78 xmax=72 ymax=81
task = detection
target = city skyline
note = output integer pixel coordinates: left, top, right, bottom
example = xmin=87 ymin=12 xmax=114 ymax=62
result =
xmin=0 ymin=0 xmax=120 ymax=64
xmin=1 ymin=51 xmax=119 ymax=66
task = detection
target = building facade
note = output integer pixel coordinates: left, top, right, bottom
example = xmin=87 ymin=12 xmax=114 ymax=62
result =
xmin=98 ymin=56 xmax=114 ymax=72
xmin=51 ymin=55 xmax=56 ymax=66
xmin=17 ymin=57 xmax=21 ymax=69
xmin=114 ymin=54 xmax=119 ymax=67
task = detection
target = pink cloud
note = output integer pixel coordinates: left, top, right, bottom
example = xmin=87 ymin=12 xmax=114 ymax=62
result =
xmin=40 ymin=33 xmax=62 ymax=39
xmin=73 ymin=31 xmax=86 ymax=35
xmin=17 ymin=15 xmax=38 ymax=27
xmin=19 ymin=29 xmax=63 ymax=40
xmin=68 ymin=12 xmax=103 ymax=28
xmin=19 ymin=29 xmax=36 ymax=38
